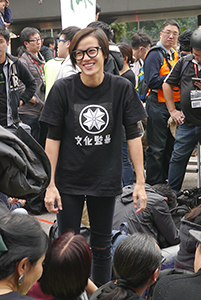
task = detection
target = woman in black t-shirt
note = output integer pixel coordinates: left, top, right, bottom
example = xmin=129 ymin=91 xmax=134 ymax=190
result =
xmin=40 ymin=27 xmax=147 ymax=287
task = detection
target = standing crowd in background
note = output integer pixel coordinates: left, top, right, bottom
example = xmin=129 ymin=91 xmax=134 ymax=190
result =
xmin=1 ymin=1 xmax=201 ymax=299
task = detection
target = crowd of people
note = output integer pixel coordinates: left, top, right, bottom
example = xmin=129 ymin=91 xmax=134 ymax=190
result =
xmin=1 ymin=0 xmax=201 ymax=298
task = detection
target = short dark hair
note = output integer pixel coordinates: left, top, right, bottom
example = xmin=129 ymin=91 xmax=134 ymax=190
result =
xmin=131 ymin=32 xmax=152 ymax=49
xmin=43 ymin=37 xmax=55 ymax=47
xmin=20 ymin=27 xmax=40 ymax=46
xmin=0 ymin=214 xmax=49 ymax=280
xmin=161 ymin=20 xmax=180 ymax=32
xmin=15 ymin=45 xmax=25 ymax=57
xmin=70 ymin=27 xmax=109 ymax=68
xmin=87 ymin=21 xmax=113 ymax=41
xmin=113 ymin=234 xmax=161 ymax=287
xmin=117 ymin=42 xmax=134 ymax=66
xmin=98 ymin=233 xmax=161 ymax=300
xmin=96 ymin=3 xmax=101 ymax=14
xmin=0 ymin=26 xmax=10 ymax=42
xmin=60 ymin=26 xmax=81 ymax=42
xmin=40 ymin=231 xmax=91 ymax=300
xmin=153 ymin=184 xmax=177 ymax=210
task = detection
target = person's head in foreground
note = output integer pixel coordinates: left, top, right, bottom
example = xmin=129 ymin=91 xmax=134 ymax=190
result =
xmin=97 ymin=233 xmax=162 ymax=299
xmin=0 ymin=213 xmax=49 ymax=296
xmin=70 ymin=27 xmax=109 ymax=86
xmin=189 ymin=229 xmax=201 ymax=273
xmin=40 ymin=231 xmax=92 ymax=300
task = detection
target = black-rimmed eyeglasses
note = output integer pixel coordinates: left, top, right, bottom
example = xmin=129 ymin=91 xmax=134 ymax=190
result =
xmin=72 ymin=47 xmax=101 ymax=61
xmin=28 ymin=38 xmax=41 ymax=43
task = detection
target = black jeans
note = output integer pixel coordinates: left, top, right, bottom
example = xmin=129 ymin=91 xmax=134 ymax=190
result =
xmin=146 ymin=93 xmax=180 ymax=185
xmin=57 ymin=193 xmax=116 ymax=287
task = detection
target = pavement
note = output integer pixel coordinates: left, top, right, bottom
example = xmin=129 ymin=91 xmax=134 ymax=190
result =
xmin=36 ymin=151 xmax=201 ymax=235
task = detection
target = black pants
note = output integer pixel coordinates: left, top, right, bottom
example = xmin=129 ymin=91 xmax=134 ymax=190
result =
xmin=146 ymin=93 xmax=180 ymax=185
xmin=57 ymin=193 xmax=116 ymax=287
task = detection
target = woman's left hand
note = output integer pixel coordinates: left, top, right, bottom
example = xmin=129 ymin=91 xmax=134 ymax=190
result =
xmin=132 ymin=183 xmax=147 ymax=213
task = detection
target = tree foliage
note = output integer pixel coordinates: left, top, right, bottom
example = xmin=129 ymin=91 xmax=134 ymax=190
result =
xmin=113 ymin=16 xmax=197 ymax=43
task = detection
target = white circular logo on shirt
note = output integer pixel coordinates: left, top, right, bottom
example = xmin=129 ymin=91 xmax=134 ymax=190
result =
xmin=79 ymin=105 xmax=109 ymax=134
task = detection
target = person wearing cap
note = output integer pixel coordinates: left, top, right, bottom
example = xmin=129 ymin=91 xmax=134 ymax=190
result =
xmin=153 ymin=228 xmax=201 ymax=300
xmin=178 ymin=29 xmax=193 ymax=57
xmin=163 ymin=26 xmax=201 ymax=193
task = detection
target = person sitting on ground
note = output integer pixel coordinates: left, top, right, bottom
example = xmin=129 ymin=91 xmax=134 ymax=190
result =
xmin=153 ymin=228 xmax=201 ymax=300
xmin=174 ymin=204 xmax=201 ymax=272
xmin=28 ymin=231 xmax=97 ymax=300
xmin=0 ymin=213 xmax=49 ymax=300
xmin=113 ymin=183 xmax=180 ymax=249
xmin=90 ymin=233 xmax=162 ymax=300
xmin=0 ymin=192 xmax=27 ymax=214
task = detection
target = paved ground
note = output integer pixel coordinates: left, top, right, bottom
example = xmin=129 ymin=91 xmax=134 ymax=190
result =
xmin=36 ymin=152 xmax=200 ymax=235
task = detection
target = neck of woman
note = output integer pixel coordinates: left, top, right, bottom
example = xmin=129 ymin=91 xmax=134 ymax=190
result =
xmin=119 ymin=63 xmax=130 ymax=76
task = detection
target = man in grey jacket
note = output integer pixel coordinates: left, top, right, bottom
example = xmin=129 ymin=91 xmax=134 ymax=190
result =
xmin=18 ymin=27 xmax=45 ymax=143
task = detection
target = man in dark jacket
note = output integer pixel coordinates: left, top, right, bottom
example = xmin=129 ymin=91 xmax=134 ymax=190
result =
xmin=153 ymin=229 xmax=201 ymax=300
xmin=113 ymin=183 xmax=180 ymax=248
xmin=0 ymin=26 xmax=36 ymax=128
xmin=87 ymin=21 xmax=123 ymax=75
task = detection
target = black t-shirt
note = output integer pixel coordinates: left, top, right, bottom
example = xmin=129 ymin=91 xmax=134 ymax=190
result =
xmin=40 ymin=72 xmax=147 ymax=197
xmin=165 ymin=56 xmax=201 ymax=126
xmin=0 ymin=62 xmax=7 ymax=126
xmin=121 ymin=69 xmax=136 ymax=87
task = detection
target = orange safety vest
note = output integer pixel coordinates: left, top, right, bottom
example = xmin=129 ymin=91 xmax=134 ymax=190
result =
xmin=158 ymin=51 xmax=180 ymax=103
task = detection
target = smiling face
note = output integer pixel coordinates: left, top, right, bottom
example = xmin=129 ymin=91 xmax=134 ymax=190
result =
xmin=160 ymin=25 xmax=179 ymax=51
xmin=75 ymin=35 xmax=106 ymax=87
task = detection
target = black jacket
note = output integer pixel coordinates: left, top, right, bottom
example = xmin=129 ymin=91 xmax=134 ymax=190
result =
xmin=113 ymin=184 xmax=180 ymax=248
xmin=175 ymin=215 xmax=201 ymax=272
xmin=104 ymin=44 xmax=123 ymax=75
xmin=4 ymin=53 xmax=36 ymax=126
xmin=0 ymin=125 xmax=50 ymax=200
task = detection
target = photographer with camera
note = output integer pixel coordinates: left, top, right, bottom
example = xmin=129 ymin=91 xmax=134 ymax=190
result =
xmin=163 ymin=26 xmax=201 ymax=193
xmin=18 ymin=27 xmax=45 ymax=145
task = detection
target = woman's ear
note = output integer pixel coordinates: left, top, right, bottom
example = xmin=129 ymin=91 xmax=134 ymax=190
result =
xmin=17 ymin=257 xmax=29 ymax=276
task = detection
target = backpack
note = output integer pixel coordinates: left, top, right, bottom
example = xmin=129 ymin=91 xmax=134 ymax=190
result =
xmin=49 ymin=220 xmax=91 ymax=245
xmin=137 ymin=46 xmax=165 ymax=101
xmin=139 ymin=47 xmax=190 ymax=102
xmin=136 ymin=65 xmax=150 ymax=101
xmin=177 ymin=187 xmax=201 ymax=209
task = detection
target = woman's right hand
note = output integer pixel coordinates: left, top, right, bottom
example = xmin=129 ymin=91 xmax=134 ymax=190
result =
xmin=44 ymin=185 xmax=62 ymax=214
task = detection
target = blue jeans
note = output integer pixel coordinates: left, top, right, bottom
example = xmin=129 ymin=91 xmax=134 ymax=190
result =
xmin=122 ymin=140 xmax=134 ymax=186
xmin=57 ymin=194 xmax=115 ymax=287
xmin=168 ymin=122 xmax=201 ymax=192
xmin=146 ymin=93 xmax=180 ymax=185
